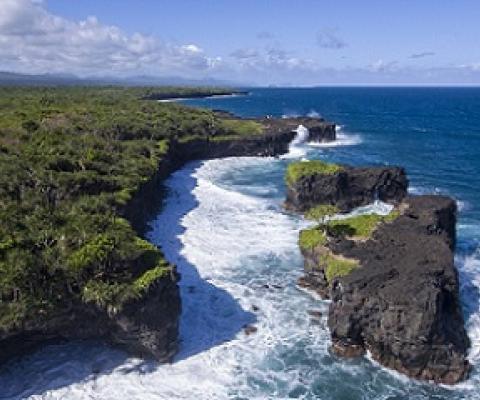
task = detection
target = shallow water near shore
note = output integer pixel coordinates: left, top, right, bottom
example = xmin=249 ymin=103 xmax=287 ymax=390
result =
xmin=1 ymin=88 xmax=480 ymax=399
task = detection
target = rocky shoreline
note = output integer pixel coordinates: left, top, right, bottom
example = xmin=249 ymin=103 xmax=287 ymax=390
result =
xmin=2 ymin=106 xmax=470 ymax=386
xmin=125 ymin=116 xmax=336 ymax=236
xmin=288 ymin=160 xmax=470 ymax=384
xmin=0 ymin=116 xmax=335 ymax=366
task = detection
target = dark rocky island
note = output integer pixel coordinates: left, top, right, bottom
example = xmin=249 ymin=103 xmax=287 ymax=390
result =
xmin=285 ymin=161 xmax=407 ymax=212
xmin=0 ymin=86 xmax=335 ymax=366
xmin=288 ymin=160 xmax=470 ymax=384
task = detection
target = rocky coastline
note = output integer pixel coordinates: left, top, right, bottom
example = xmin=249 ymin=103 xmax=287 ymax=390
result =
xmin=0 ymin=115 xmax=334 ymax=366
xmin=288 ymin=160 xmax=470 ymax=384
xmin=142 ymin=89 xmax=248 ymax=101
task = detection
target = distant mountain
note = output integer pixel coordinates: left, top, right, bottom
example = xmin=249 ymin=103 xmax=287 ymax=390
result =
xmin=0 ymin=71 xmax=246 ymax=87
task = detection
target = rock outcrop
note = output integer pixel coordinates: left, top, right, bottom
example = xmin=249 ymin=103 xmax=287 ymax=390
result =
xmin=328 ymin=196 xmax=470 ymax=384
xmin=290 ymin=159 xmax=470 ymax=384
xmin=260 ymin=116 xmax=336 ymax=143
xmin=286 ymin=164 xmax=408 ymax=212
xmin=0 ymin=275 xmax=180 ymax=365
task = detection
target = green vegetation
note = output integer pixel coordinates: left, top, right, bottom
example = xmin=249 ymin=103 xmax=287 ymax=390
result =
xmin=285 ymin=160 xmax=342 ymax=187
xmin=218 ymin=119 xmax=263 ymax=136
xmin=0 ymin=86 xmax=264 ymax=329
xmin=319 ymin=253 xmax=359 ymax=283
xmin=326 ymin=211 xmax=400 ymax=239
xmin=82 ymin=261 xmax=170 ymax=310
xmin=299 ymin=227 xmax=327 ymax=250
xmin=305 ymin=204 xmax=339 ymax=221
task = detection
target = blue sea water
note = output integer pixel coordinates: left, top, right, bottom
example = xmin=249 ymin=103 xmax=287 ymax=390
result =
xmin=1 ymin=88 xmax=480 ymax=399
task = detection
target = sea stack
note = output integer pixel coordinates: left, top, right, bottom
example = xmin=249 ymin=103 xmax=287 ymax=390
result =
xmin=287 ymin=159 xmax=470 ymax=384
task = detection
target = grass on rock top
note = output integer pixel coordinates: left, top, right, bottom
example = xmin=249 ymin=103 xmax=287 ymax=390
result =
xmin=320 ymin=253 xmax=359 ymax=283
xmin=285 ymin=160 xmax=342 ymax=187
xmin=327 ymin=211 xmax=400 ymax=239
xmin=299 ymin=227 xmax=327 ymax=250
xmin=305 ymin=204 xmax=340 ymax=221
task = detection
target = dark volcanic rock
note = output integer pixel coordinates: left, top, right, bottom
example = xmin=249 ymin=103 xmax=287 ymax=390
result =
xmin=286 ymin=166 xmax=408 ymax=213
xmin=124 ymin=122 xmax=298 ymax=236
xmin=260 ymin=116 xmax=336 ymax=143
xmin=301 ymin=195 xmax=470 ymax=384
xmin=0 ymin=274 xmax=180 ymax=365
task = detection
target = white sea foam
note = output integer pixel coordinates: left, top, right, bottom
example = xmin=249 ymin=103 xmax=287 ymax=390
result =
xmin=307 ymin=110 xmax=321 ymax=118
xmin=281 ymin=124 xmax=310 ymax=159
xmin=335 ymin=200 xmax=394 ymax=219
xmin=1 ymin=157 xmax=479 ymax=399
xmin=457 ymin=248 xmax=480 ymax=364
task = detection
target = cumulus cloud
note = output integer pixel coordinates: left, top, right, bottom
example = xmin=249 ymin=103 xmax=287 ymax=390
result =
xmin=0 ymin=0 xmax=219 ymax=76
xmin=229 ymin=46 xmax=309 ymax=71
xmin=409 ymin=51 xmax=436 ymax=59
xmin=316 ymin=29 xmax=347 ymax=49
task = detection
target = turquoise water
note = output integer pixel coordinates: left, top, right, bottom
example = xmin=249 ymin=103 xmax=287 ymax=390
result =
xmin=1 ymin=88 xmax=479 ymax=399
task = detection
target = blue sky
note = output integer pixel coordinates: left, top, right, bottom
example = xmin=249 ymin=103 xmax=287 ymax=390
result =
xmin=1 ymin=0 xmax=480 ymax=85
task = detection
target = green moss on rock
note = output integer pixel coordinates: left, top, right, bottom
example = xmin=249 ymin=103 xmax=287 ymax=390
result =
xmin=218 ymin=119 xmax=263 ymax=136
xmin=327 ymin=210 xmax=400 ymax=239
xmin=319 ymin=253 xmax=359 ymax=283
xmin=285 ymin=160 xmax=342 ymax=187
xmin=305 ymin=204 xmax=339 ymax=221
xmin=299 ymin=226 xmax=327 ymax=250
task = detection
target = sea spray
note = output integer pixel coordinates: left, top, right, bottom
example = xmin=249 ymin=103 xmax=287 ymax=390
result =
xmin=308 ymin=125 xmax=362 ymax=148
xmin=282 ymin=125 xmax=309 ymax=159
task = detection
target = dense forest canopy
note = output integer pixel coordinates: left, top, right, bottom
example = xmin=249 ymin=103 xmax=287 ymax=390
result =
xmin=0 ymin=86 xmax=263 ymax=330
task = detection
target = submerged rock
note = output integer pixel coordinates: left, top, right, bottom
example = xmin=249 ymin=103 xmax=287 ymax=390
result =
xmin=244 ymin=324 xmax=258 ymax=335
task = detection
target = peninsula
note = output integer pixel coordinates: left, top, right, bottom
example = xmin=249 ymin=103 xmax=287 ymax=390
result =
xmin=0 ymin=86 xmax=334 ymax=364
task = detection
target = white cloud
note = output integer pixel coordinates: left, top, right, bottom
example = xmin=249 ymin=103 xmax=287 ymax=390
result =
xmin=229 ymin=46 xmax=311 ymax=71
xmin=0 ymin=0 xmax=219 ymax=76
xmin=181 ymin=44 xmax=202 ymax=54
xmin=368 ymin=59 xmax=398 ymax=72
xmin=459 ymin=62 xmax=480 ymax=71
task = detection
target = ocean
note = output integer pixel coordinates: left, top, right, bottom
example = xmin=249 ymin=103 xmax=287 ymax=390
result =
xmin=1 ymin=87 xmax=480 ymax=399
